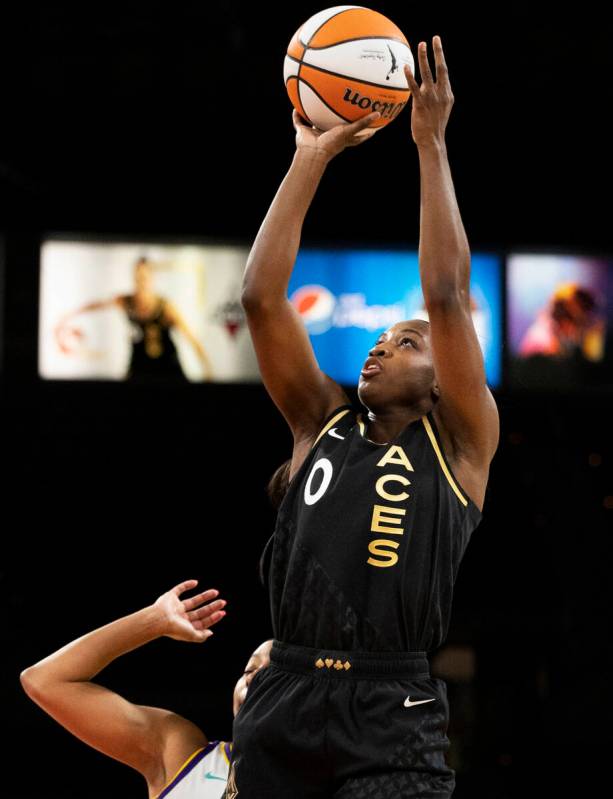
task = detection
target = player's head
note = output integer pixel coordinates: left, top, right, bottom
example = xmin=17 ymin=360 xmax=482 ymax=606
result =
xmin=357 ymin=319 xmax=438 ymax=411
xmin=550 ymin=283 xmax=598 ymax=335
xmin=134 ymin=257 xmax=154 ymax=291
xmin=232 ymin=639 xmax=273 ymax=717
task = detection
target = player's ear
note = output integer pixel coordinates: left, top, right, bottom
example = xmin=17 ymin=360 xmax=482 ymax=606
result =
xmin=431 ymin=381 xmax=441 ymax=402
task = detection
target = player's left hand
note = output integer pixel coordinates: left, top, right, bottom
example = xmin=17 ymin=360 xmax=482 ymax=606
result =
xmin=404 ymin=35 xmax=454 ymax=148
xmin=153 ymin=580 xmax=227 ymax=643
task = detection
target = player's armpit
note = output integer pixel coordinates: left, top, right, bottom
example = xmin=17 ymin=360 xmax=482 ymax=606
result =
xmin=243 ymin=295 xmax=348 ymax=437
xmin=427 ymin=298 xmax=499 ymax=465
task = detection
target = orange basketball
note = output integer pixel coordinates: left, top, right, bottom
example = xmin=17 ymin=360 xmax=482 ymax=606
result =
xmin=284 ymin=6 xmax=413 ymax=135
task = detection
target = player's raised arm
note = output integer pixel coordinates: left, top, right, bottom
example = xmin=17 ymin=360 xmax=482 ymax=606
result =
xmin=20 ymin=581 xmax=226 ymax=789
xmin=163 ymin=301 xmax=213 ymax=379
xmin=403 ymin=37 xmax=499 ymax=494
xmin=241 ymin=110 xmax=379 ymax=438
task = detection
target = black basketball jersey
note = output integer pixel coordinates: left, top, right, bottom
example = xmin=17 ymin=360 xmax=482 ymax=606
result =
xmin=269 ymin=404 xmax=482 ymax=653
xmin=124 ymin=296 xmax=186 ymax=380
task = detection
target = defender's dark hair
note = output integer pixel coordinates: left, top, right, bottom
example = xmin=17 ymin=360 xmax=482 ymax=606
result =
xmin=266 ymin=459 xmax=292 ymax=510
xmin=259 ymin=459 xmax=292 ymax=589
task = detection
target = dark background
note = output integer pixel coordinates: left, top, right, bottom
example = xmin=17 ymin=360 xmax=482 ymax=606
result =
xmin=2 ymin=3 xmax=612 ymax=797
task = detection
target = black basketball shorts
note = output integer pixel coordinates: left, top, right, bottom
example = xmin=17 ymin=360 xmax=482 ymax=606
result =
xmin=230 ymin=640 xmax=455 ymax=798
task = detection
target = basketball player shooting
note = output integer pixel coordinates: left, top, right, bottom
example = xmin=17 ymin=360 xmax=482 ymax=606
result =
xmin=232 ymin=35 xmax=499 ymax=798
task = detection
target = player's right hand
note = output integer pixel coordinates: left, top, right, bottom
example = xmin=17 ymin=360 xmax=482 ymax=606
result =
xmin=293 ymin=109 xmax=380 ymax=160
xmin=55 ymin=323 xmax=84 ymax=355
xmin=153 ymin=580 xmax=227 ymax=643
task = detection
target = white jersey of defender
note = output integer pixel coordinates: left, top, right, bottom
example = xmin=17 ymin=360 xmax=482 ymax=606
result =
xmin=155 ymin=741 xmax=232 ymax=799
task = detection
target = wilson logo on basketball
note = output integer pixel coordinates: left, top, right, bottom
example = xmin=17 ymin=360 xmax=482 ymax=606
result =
xmin=342 ymin=89 xmax=406 ymax=119
xmin=290 ymin=285 xmax=336 ymax=335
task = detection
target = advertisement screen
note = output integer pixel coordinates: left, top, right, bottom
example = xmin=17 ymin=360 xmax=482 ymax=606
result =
xmin=288 ymin=249 xmax=502 ymax=387
xmin=39 ymin=240 xmax=258 ymax=382
xmin=40 ymin=242 xmax=503 ymax=390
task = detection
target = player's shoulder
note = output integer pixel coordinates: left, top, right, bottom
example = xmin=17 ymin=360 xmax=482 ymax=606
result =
xmin=151 ymin=739 xmax=231 ymax=799
xmin=156 ymin=707 xmax=208 ymax=754
xmin=116 ymin=294 xmax=131 ymax=309
xmin=308 ymin=398 xmax=357 ymax=447
xmin=429 ymin=404 xmax=495 ymax=512
xmin=160 ymin=296 xmax=176 ymax=313
xmin=433 ymin=385 xmax=499 ymax=463
xmin=288 ymin=397 xmax=355 ymax=483
xmin=139 ymin=706 xmax=208 ymax=797
xmin=289 ymin=374 xmax=350 ymax=439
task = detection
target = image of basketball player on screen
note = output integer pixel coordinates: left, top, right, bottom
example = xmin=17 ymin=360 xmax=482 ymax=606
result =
xmin=519 ymin=282 xmax=605 ymax=362
xmin=55 ymin=256 xmax=212 ymax=382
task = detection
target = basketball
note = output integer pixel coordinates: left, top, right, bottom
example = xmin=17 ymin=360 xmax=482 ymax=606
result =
xmin=283 ymin=6 xmax=413 ymax=136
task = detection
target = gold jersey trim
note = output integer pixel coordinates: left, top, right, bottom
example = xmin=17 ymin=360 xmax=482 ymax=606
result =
xmin=421 ymin=416 xmax=469 ymax=507
xmin=222 ymin=741 xmax=233 ymax=766
xmin=356 ymin=413 xmax=388 ymax=446
xmin=312 ymin=408 xmax=352 ymax=448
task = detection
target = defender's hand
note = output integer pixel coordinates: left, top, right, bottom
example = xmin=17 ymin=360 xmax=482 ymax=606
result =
xmin=153 ymin=580 xmax=226 ymax=643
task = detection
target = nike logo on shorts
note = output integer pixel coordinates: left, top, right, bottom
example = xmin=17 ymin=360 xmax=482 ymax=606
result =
xmin=404 ymin=696 xmax=436 ymax=708
xmin=328 ymin=428 xmax=345 ymax=439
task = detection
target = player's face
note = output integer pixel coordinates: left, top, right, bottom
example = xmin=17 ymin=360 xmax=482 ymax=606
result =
xmin=567 ymin=296 xmax=595 ymax=331
xmin=357 ymin=320 xmax=437 ymax=409
xmin=232 ymin=640 xmax=273 ymax=717
xmin=135 ymin=262 xmax=153 ymax=292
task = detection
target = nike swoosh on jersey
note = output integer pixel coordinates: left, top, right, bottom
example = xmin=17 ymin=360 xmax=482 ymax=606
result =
xmin=328 ymin=428 xmax=345 ymax=439
xmin=404 ymin=696 xmax=436 ymax=708
xmin=205 ymin=772 xmax=226 ymax=781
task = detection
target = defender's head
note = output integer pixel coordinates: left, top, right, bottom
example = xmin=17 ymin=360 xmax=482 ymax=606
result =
xmin=232 ymin=639 xmax=273 ymax=717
